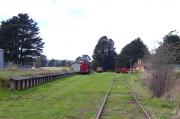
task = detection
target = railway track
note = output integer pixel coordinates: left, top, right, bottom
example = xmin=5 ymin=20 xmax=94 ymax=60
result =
xmin=95 ymin=74 xmax=151 ymax=119
xmin=95 ymin=76 xmax=115 ymax=119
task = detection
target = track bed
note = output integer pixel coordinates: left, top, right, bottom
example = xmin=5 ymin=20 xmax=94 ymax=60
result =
xmin=97 ymin=74 xmax=150 ymax=119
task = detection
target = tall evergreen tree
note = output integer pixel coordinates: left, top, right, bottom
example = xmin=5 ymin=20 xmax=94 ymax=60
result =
xmin=116 ymin=37 xmax=149 ymax=68
xmin=0 ymin=13 xmax=44 ymax=64
xmin=92 ymin=36 xmax=117 ymax=71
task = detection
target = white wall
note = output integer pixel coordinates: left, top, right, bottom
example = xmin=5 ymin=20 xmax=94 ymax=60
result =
xmin=71 ymin=63 xmax=80 ymax=73
xmin=0 ymin=49 xmax=4 ymax=68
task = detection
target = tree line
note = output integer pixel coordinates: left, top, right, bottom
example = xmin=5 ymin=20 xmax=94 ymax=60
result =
xmin=92 ymin=36 xmax=149 ymax=71
xmin=0 ymin=13 xmax=179 ymax=71
xmin=34 ymin=55 xmax=73 ymax=67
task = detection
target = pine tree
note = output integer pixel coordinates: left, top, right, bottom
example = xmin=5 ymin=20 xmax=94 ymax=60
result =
xmin=92 ymin=36 xmax=117 ymax=71
xmin=0 ymin=13 xmax=44 ymax=65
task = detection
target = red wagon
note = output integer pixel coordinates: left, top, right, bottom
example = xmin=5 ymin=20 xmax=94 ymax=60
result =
xmin=80 ymin=62 xmax=90 ymax=74
xmin=116 ymin=67 xmax=129 ymax=73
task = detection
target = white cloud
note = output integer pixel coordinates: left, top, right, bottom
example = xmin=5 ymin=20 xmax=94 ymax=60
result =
xmin=0 ymin=0 xmax=180 ymax=60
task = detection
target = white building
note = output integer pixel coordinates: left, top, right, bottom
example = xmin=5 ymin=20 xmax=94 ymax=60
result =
xmin=0 ymin=49 xmax=4 ymax=68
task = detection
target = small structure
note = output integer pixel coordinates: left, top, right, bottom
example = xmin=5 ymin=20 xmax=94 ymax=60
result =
xmin=0 ymin=49 xmax=4 ymax=68
xmin=71 ymin=62 xmax=80 ymax=73
xmin=71 ymin=61 xmax=90 ymax=74
xmin=116 ymin=67 xmax=129 ymax=73
xmin=80 ymin=62 xmax=90 ymax=73
xmin=133 ymin=59 xmax=144 ymax=72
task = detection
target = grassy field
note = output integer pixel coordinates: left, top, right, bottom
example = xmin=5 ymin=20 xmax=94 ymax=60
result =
xmin=0 ymin=72 xmax=177 ymax=119
xmin=0 ymin=73 xmax=114 ymax=119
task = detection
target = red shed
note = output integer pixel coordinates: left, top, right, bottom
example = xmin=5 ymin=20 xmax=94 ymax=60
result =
xmin=80 ymin=62 xmax=90 ymax=74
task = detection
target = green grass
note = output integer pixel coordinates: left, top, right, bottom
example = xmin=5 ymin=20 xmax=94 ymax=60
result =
xmin=101 ymin=73 xmax=176 ymax=119
xmin=127 ymin=73 xmax=176 ymax=119
xmin=101 ymin=74 xmax=145 ymax=119
xmin=0 ymin=73 xmax=114 ymax=119
xmin=0 ymin=72 xmax=177 ymax=119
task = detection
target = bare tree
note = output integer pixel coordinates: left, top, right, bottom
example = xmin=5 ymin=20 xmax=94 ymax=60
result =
xmin=144 ymin=43 xmax=177 ymax=98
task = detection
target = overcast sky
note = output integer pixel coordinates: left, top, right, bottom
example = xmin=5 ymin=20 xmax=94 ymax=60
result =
xmin=0 ymin=0 xmax=180 ymax=60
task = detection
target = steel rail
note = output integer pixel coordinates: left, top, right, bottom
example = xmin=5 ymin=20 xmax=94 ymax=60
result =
xmin=95 ymin=74 xmax=151 ymax=119
xmin=95 ymin=76 xmax=115 ymax=119
xmin=127 ymin=84 xmax=151 ymax=119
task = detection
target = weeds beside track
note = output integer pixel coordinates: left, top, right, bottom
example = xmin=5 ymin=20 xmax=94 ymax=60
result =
xmin=96 ymin=74 xmax=151 ymax=119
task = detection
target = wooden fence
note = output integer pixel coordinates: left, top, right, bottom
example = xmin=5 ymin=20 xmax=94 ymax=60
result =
xmin=10 ymin=72 xmax=74 ymax=90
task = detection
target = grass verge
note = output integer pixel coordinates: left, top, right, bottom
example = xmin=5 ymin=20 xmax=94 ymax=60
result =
xmin=0 ymin=72 xmax=114 ymax=119
xmin=101 ymin=74 xmax=145 ymax=119
xmin=127 ymin=73 xmax=177 ymax=119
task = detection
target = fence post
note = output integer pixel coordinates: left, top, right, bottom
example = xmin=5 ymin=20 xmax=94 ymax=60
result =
xmin=10 ymin=79 xmax=15 ymax=90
